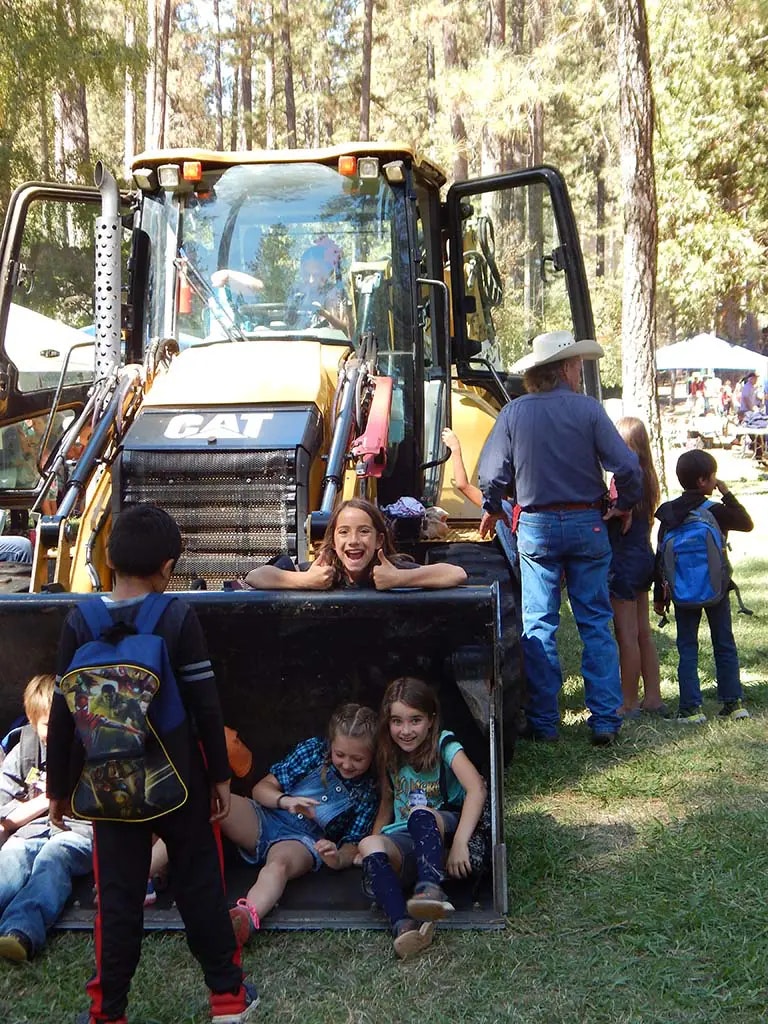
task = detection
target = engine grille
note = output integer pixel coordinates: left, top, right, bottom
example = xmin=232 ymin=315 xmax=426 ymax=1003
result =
xmin=119 ymin=448 xmax=300 ymax=590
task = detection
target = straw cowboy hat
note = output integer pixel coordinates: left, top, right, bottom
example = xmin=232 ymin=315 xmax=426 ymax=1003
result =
xmin=511 ymin=330 xmax=604 ymax=373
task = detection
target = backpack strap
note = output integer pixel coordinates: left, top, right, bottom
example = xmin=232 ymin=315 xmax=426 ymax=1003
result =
xmin=17 ymin=724 xmax=42 ymax=787
xmin=77 ymin=592 xmax=175 ymax=641
xmin=133 ymin=592 xmax=176 ymax=635
xmin=77 ymin=596 xmax=117 ymax=641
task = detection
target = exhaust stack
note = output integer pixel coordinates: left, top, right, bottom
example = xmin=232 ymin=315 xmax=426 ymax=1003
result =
xmin=93 ymin=161 xmax=121 ymax=380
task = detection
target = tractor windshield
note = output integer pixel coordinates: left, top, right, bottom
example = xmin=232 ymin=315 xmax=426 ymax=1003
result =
xmin=143 ymin=162 xmax=399 ymax=349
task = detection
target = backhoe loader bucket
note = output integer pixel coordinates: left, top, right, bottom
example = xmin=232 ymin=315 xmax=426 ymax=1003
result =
xmin=0 ymin=585 xmax=507 ymax=930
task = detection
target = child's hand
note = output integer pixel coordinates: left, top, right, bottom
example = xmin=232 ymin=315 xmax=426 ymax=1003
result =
xmin=47 ymin=797 xmax=72 ymax=831
xmin=653 ymin=601 xmax=665 ymax=616
xmin=210 ymin=780 xmax=231 ymax=823
xmin=314 ymin=839 xmax=342 ymax=868
xmin=446 ymin=838 xmax=472 ymax=879
xmin=603 ymin=506 xmax=633 ymax=534
xmin=715 ymin=478 xmax=731 ymax=495
xmin=441 ymin=428 xmax=460 ymax=452
xmin=281 ymin=795 xmax=320 ymax=818
xmin=304 ymin=548 xmax=335 ymax=589
xmin=372 ymin=550 xmax=402 ymax=590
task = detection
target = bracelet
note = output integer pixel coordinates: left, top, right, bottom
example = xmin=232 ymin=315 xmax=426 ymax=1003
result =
xmin=276 ymin=793 xmax=287 ymax=809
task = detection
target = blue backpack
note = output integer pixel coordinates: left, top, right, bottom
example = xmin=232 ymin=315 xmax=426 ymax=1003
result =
xmin=660 ymin=500 xmax=729 ymax=609
xmin=59 ymin=592 xmax=189 ymax=822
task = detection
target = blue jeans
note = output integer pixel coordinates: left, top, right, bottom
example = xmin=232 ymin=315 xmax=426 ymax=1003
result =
xmin=0 ymin=536 xmax=32 ymax=563
xmin=675 ymin=594 xmax=742 ymax=709
xmin=0 ymin=830 xmax=93 ymax=952
xmin=517 ymin=509 xmax=622 ymax=736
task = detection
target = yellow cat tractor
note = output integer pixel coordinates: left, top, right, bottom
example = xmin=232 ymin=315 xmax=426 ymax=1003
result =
xmin=0 ymin=144 xmax=599 ymax=929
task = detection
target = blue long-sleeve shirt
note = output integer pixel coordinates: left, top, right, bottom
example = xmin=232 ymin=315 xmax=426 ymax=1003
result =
xmin=478 ymin=383 xmax=642 ymax=513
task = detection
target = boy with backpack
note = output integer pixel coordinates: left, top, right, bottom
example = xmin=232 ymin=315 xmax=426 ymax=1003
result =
xmin=46 ymin=504 xmax=258 ymax=1024
xmin=0 ymin=674 xmax=92 ymax=962
xmin=654 ymin=450 xmax=753 ymax=723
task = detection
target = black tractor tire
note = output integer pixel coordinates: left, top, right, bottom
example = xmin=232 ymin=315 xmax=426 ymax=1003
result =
xmin=0 ymin=562 xmax=32 ymax=594
xmin=424 ymin=540 xmax=524 ymax=764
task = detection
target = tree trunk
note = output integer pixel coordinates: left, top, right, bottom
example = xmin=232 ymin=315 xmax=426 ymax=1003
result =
xmin=124 ymin=7 xmax=136 ymax=177
xmin=237 ymin=0 xmax=253 ymax=150
xmin=359 ymin=0 xmax=373 ymax=140
xmin=442 ymin=2 xmax=467 ymax=181
xmin=617 ymin=0 xmax=665 ymax=487
xmin=145 ymin=0 xmax=157 ymax=150
xmin=281 ymin=0 xmax=297 ymax=148
xmin=213 ymin=0 xmax=224 ymax=150
xmin=480 ymin=0 xmax=505 ymax=176
xmin=264 ymin=3 xmax=275 ymax=149
xmin=154 ymin=0 xmax=171 ymax=147
xmin=230 ymin=67 xmax=240 ymax=150
xmin=426 ymin=40 xmax=437 ymax=129
xmin=54 ymin=1 xmax=90 ymax=184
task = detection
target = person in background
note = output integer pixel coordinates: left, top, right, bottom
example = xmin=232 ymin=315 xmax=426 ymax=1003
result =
xmin=607 ymin=418 xmax=666 ymax=719
xmin=654 ymin=450 xmax=753 ymax=724
xmin=478 ymin=330 xmax=642 ymax=746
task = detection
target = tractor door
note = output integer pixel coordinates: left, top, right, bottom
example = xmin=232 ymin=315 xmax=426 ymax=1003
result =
xmin=446 ymin=166 xmax=600 ymax=401
xmin=0 ymin=183 xmax=114 ymax=512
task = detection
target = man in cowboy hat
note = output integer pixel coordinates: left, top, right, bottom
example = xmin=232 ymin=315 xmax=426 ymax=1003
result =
xmin=478 ymin=330 xmax=642 ymax=745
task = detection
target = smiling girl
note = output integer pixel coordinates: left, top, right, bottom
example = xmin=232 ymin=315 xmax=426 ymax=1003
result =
xmin=243 ymin=498 xmax=466 ymax=590
xmin=357 ymin=677 xmax=486 ymax=959
xmin=221 ymin=703 xmax=378 ymax=942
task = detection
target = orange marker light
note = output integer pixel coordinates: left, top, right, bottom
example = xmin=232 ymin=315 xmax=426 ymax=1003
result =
xmin=338 ymin=155 xmax=357 ymax=177
xmin=182 ymin=161 xmax=202 ymax=182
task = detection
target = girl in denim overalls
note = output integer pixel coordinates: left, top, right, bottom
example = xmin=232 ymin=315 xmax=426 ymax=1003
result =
xmin=221 ymin=704 xmax=378 ymax=942
xmin=358 ymin=677 xmax=486 ymax=960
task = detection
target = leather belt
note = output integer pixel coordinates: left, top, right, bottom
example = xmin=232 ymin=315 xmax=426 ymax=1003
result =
xmin=522 ymin=501 xmax=603 ymax=513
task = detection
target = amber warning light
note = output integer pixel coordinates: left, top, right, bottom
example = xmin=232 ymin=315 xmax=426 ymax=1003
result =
xmin=338 ymin=155 xmax=357 ymax=177
xmin=183 ymin=161 xmax=202 ymax=182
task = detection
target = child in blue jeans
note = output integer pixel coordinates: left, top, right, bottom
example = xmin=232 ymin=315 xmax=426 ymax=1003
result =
xmin=358 ymin=677 xmax=486 ymax=960
xmin=0 ymin=674 xmax=92 ymax=962
xmin=654 ymin=450 xmax=753 ymax=723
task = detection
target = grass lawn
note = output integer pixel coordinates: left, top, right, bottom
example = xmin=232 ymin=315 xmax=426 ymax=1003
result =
xmin=2 ymin=449 xmax=767 ymax=1024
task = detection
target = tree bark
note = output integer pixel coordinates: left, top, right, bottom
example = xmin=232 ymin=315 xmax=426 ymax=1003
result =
xmin=617 ymin=0 xmax=665 ymax=487
xmin=480 ymin=0 xmax=505 ymax=176
xmin=442 ymin=2 xmax=467 ymax=181
xmin=264 ymin=3 xmax=275 ymax=149
xmin=213 ymin=0 xmax=224 ymax=150
xmin=237 ymin=0 xmax=253 ymax=150
xmin=359 ymin=0 xmax=373 ymax=140
xmin=124 ymin=7 xmax=135 ymax=177
xmin=281 ymin=0 xmax=297 ymax=148
xmin=54 ymin=1 xmax=90 ymax=184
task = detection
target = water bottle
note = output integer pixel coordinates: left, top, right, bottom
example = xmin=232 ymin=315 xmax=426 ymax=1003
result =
xmin=408 ymin=788 xmax=428 ymax=811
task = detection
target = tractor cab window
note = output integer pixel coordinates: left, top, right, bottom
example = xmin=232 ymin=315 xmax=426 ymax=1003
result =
xmin=165 ymin=162 xmax=399 ymax=352
xmin=453 ymin=183 xmax=574 ymax=373
xmin=0 ymin=195 xmax=96 ymax=395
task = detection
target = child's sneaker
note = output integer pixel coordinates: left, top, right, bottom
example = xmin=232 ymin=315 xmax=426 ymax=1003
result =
xmin=406 ymin=882 xmax=455 ymax=921
xmin=392 ymin=918 xmax=436 ymax=960
xmin=143 ymin=879 xmax=157 ymax=906
xmin=210 ymin=980 xmax=260 ymax=1023
xmin=229 ymin=899 xmax=260 ymax=946
xmin=0 ymin=930 xmax=32 ymax=962
xmin=718 ymin=700 xmax=750 ymax=720
xmin=676 ymin=706 xmax=707 ymax=724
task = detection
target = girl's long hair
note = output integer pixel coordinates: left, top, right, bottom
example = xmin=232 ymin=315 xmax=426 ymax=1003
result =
xmin=322 ymin=703 xmax=377 ymax=784
xmin=616 ymin=417 xmax=660 ymax=526
xmin=316 ymin=498 xmax=401 ymax=585
xmin=377 ymin=677 xmax=441 ymax=779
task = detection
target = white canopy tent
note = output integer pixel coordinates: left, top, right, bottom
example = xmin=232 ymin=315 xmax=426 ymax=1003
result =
xmin=656 ymin=333 xmax=768 ymax=377
xmin=4 ymin=303 xmax=94 ymax=388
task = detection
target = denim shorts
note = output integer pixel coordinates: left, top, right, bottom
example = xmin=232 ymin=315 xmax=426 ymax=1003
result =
xmin=386 ymin=809 xmax=460 ymax=886
xmin=237 ymin=800 xmax=324 ymax=871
